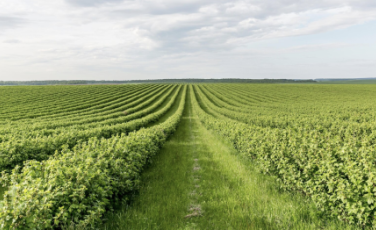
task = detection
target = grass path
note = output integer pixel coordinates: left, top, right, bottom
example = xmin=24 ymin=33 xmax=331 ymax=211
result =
xmin=101 ymin=88 xmax=197 ymax=230
xmin=100 ymin=88 xmax=354 ymax=230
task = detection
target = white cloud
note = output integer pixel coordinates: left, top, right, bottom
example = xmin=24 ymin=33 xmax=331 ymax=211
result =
xmin=0 ymin=0 xmax=376 ymax=80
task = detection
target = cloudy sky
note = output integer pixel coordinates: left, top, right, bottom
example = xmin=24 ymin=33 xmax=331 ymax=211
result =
xmin=1 ymin=0 xmax=376 ymax=81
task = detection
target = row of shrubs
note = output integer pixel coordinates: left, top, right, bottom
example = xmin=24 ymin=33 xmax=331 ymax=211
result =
xmin=0 ymin=86 xmax=186 ymax=229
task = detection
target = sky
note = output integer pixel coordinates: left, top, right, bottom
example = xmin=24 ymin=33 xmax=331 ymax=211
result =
xmin=1 ymin=0 xmax=376 ymax=81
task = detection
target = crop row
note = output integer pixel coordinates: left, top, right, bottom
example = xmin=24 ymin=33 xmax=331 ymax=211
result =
xmin=197 ymin=85 xmax=376 ymax=151
xmin=0 ymin=85 xmax=171 ymax=137
xmin=192 ymin=85 xmax=376 ymax=226
xmin=0 ymin=85 xmax=175 ymax=143
xmin=0 ymin=85 xmax=134 ymax=119
xmin=14 ymin=84 xmax=159 ymax=122
xmin=0 ymin=85 xmax=99 ymax=110
xmin=0 ymin=84 xmax=156 ymax=122
xmin=196 ymin=85 xmax=376 ymax=138
xmin=0 ymin=85 xmax=182 ymax=171
xmin=0 ymin=85 xmax=187 ymax=229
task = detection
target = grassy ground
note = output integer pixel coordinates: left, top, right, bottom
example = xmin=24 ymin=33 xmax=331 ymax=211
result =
xmin=317 ymin=80 xmax=376 ymax=84
xmin=100 ymin=88 xmax=195 ymax=230
xmin=99 ymin=88 xmax=357 ymax=230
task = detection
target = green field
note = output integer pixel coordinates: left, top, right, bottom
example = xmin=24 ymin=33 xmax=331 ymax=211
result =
xmin=317 ymin=80 xmax=376 ymax=84
xmin=0 ymin=84 xmax=375 ymax=229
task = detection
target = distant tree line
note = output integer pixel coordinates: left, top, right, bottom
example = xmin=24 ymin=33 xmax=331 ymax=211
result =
xmin=0 ymin=80 xmax=88 ymax=85
xmin=0 ymin=79 xmax=316 ymax=85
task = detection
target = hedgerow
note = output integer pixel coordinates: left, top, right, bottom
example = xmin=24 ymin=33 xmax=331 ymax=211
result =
xmin=0 ymin=86 xmax=186 ymax=229
xmin=0 ymin=86 xmax=181 ymax=171
xmin=192 ymin=85 xmax=376 ymax=227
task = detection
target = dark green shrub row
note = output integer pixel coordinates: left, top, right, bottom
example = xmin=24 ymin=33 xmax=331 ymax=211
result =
xmin=196 ymin=85 xmax=376 ymax=143
xmin=0 ymin=85 xmax=172 ymax=143
xmin=0 ymin=84 xmax=163 ymax=135
xmin=192 ymin=85 xmax=376 ymax=227
xmin=0 ymin=86 xmax=181 ymax=171
xmin=0 ymin=86 xmax=186 ymax=229
xmin=0 ymin=84 xmax=145 ymax=121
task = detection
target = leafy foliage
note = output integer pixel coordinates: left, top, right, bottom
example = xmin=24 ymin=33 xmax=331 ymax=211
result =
xmin=0 ymin=86 xmax=186 ymax=229
xmin=192 ymin=84 xmax=376 ymax=227
xmin=0 ymin=85 xmax=181 ymax=171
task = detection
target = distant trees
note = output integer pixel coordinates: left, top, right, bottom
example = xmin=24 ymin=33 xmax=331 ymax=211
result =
xmin=0 ymin=79 xmax=316 ymax=85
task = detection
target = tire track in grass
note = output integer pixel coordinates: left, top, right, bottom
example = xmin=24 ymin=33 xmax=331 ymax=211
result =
xmin=184 ymin=90 xmax=203 ymax=223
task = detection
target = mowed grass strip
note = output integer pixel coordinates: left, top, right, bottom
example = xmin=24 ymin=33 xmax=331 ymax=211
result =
xmin=100 ymin=87 xmax=195 ymax=230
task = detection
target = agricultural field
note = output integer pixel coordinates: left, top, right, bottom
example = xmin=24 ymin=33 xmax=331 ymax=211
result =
xmin=0 ymin=83 xmax=375 ymax=229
